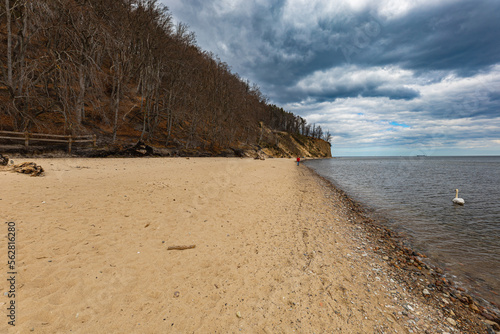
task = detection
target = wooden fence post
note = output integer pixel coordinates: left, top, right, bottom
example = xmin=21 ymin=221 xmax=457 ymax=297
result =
xmin=24 ymin=132 xmax=29 ymax=147
xmin=93 ymin=134 xmax=97 ymax=147
xmin=68 ymin=136 xmax=72 ymax=154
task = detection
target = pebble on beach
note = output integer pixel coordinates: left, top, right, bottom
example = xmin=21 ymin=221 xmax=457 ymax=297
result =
xmin=446 ymin=317 xmax=457 ymax=326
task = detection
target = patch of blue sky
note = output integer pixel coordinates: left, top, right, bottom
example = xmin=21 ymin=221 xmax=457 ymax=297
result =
xmin=389 ymin=121 xmax=410 ymax=128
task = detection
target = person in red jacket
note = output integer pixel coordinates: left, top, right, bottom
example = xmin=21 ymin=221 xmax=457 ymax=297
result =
xmin=296 ymin=156 xmax=301 ymax=166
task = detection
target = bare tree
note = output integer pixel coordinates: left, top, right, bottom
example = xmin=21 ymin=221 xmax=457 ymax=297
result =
xmin=0 ymin=0 xmax=328 ymax=151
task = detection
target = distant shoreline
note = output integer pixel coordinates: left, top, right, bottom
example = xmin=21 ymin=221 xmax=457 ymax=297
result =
xmin=330 ymin=155 xmax=500 ymax=158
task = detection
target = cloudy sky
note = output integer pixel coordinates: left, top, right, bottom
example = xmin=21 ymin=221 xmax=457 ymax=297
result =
xmin=164 ymin=0 xmax=500 ymax=156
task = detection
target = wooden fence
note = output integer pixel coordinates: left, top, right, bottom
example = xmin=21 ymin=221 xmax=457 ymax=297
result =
xmin=0 ymin=131 xmax=96 ymax=153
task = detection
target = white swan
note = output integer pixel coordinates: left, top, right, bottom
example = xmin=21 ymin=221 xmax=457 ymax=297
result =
xmin=453 ymin=189 xmax=465 ymax=205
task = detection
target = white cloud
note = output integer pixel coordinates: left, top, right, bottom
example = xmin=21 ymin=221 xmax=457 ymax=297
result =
xmin=284 ymin=66 xmax=500 ymax=155
xmin=293 ymin=65 xmax=416 ymax=95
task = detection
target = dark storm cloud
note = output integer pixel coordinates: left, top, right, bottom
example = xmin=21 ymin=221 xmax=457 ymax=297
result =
xmin=360 ymin=1 xmax=500 ymax=74
xmin=168 ymin=0 xmax=500 ymax=86
xmin=286 ymin=80 xmax=420 ymax=102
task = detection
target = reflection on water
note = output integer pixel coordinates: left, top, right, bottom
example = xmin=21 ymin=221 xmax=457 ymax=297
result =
xmin=307 ymin=156 xmax=500 ymax=306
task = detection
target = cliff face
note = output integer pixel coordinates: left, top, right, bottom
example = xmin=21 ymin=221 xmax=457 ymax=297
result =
xmin=247 ymin=126 xmax=332 ymax=158
xmin=302 ymin=136 xmax=332 ymax=158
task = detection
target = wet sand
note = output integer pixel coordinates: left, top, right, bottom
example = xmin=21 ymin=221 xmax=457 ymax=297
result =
xmin=0 ymin=158 xmax=493 ymax=333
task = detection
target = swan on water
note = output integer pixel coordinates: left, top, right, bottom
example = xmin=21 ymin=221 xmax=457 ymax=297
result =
xmin=453 ymin=189 xmax=465 ymax=205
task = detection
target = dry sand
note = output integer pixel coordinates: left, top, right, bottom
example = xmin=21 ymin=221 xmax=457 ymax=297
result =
xmin=0 ymin=158 xmax=490 ymax=333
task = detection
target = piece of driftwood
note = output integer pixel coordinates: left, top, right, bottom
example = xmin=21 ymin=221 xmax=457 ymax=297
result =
xmin=12 ymin=162 xmax=44 ymax=176
xmin=167 ymin=245 xmax=196 ymax=250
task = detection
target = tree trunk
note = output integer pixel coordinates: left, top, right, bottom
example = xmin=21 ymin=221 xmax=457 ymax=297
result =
xmin=112 ymin=61 xmax=121 ymax=143
xmin=5 ymin=0 xmax=13 ymax=90
xmin=77 ymin=63 xmax=86 ymax=123
xmin=165 ymin=90 xmax=173 ymax=146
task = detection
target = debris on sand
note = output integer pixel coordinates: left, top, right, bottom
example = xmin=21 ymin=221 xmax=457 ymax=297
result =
xmin=254 ymin=151 xmax=266 ymax=160
xmin=12 ymin=162 xmax=44 ymax=176
xmin=121 ymin=141 xmax=155 ymax=156
xmin=167 ymin=245 xmax=196 ymax=251
xmin=0 ymin=154 xmax=8 ymax=166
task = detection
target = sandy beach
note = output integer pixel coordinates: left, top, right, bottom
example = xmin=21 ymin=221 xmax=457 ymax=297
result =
xmin=0 ymin=158 xmax=492 ymax=333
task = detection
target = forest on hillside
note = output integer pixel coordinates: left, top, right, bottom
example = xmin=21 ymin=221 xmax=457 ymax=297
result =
xmin=0 ymin=0 xmax=331 ymax=153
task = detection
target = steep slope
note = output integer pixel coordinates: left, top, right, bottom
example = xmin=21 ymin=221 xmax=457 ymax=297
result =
xmin=252 ymin=126 xmax=332 ymax=158
xmin=0 ymin=0 xmax=332 ymax=158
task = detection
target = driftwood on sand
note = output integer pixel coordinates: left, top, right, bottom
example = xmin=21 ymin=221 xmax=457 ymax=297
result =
xmin=0 ymin=158 xmax=45 ymax=177
xmin=13 ymin=162 xmax=45 ymax=176
xmin=167 ymin=245 xmax=196 ymax=251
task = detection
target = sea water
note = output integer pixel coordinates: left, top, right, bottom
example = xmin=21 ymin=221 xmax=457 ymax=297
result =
xmin=306 ymin=156 xmax=500 ymax=307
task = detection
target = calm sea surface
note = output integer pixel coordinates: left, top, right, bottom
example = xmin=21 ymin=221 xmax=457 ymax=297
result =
xmin=306 ymin=156 xmax=500 ymax=307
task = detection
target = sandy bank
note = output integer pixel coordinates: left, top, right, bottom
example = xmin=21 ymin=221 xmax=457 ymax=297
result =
xmin=0 ymin=158 xmax=491 ymax=333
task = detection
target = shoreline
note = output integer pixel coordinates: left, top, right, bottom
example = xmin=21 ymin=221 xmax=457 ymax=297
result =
xmin=0 ymin=157 xmax=497 ymax=332
xmin=304 ymin=163 xmax=500 ymax=329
